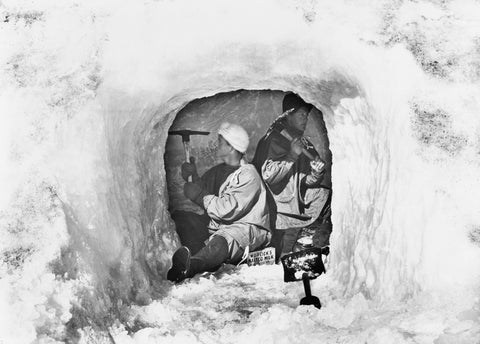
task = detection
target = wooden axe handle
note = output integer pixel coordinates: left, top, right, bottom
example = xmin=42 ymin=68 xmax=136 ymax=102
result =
xmin=182 ymin=141 xmax=191 ymax=162
xmin=182 ymin=141 xmax=193 ymax=182
xmin=279 ymin=130 xmax=315 ymax=160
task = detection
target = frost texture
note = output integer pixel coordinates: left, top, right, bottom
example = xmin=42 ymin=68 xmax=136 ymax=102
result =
xmin=1 ymin=0 xmax=480 ymax=342
xmin=411 ymin=104 xmax=468 ymax=156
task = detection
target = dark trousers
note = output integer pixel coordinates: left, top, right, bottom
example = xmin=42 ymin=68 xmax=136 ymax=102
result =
xmin=269 ymin=228 xmax=301 ymax=259
xmin=171 ymin=210 xmax=211 ymax=255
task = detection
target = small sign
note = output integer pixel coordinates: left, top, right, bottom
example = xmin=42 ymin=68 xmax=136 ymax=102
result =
xmin=247 ymin=247 xmax=276 ymax=266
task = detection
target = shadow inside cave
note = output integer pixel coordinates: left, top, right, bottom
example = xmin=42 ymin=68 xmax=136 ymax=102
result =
xmin=163 ymin=89 xmax=333 ymax=258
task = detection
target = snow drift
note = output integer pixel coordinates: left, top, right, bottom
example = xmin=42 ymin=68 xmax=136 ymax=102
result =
xmin=1 ymin=0 xmax=480 ymax=342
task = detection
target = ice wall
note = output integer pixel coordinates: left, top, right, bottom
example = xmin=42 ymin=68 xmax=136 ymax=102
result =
xmin=1 ymin=0 xmax=480 ymax=342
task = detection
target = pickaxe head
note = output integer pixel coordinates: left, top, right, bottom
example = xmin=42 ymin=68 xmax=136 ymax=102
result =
xmin=168 ymin=130 xmax=210 ymax=142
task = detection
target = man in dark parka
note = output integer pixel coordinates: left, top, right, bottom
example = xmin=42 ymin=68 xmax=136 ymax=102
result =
xmin=253 ymin=93 xmax=331 ymax=258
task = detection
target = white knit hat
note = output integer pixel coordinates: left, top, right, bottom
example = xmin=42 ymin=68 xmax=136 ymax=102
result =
xmin=218 ymin=122 xmax=249 ymax=154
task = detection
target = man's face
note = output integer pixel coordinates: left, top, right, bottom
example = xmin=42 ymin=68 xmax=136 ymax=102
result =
xmin=286 ymin=107 xmax=309 ymax=133
xmin=216 ymin=135 xmax=231 ymax=161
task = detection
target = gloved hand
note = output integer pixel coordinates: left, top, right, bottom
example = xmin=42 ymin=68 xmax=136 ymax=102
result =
xmin=181 ymin=157 xmax=198 ymax=181
xmin=303 ymin=158 xmax=326 ymax=188
xmin=309 ymin=158 xmax=325 ymax=179
xmin=183 ymin=182 xmax=208 ymax=205
xmin=289 ymin=137 xmax=303 ymax=158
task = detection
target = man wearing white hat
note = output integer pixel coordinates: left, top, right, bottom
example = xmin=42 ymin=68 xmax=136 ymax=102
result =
xmin=167 ymin=122 xmax=271 ymax=283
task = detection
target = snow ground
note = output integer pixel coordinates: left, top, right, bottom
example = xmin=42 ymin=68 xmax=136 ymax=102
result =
xmin=107 ymin=265 xmax=480 ymax=344
xmin=1 ymin=0 xmax=480 ymax=343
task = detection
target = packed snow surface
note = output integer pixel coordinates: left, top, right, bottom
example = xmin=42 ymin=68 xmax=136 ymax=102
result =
xmin=107 ymin=265 xmax=480 ymax=344
xmin=1 ymin=0 xmax=480 ymax=343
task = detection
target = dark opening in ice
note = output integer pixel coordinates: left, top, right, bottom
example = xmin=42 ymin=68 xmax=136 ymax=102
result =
xmin=164 ymin=89 xmax=332 ymax=252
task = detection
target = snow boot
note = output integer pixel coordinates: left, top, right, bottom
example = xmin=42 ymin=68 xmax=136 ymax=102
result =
xmin=167 ymin=236 xmax=230 ymax=283
xmin=167 ymin=246 xmax=191 ymax=283
xmin=189 ymin=235 xmax=230 ymax=275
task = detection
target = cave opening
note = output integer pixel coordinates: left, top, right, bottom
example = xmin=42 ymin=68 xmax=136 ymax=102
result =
xmin=163 ymin=89 xmax=333 ymax=267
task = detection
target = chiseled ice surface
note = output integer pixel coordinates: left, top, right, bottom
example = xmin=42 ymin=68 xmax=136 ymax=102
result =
xmin=1 ymin=0 xmax=480 ymax=342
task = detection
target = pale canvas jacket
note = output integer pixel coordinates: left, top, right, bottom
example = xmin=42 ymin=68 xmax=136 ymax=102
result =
xmin=253 ymin=123 xmax=329 ymax=230
xmin=202 ymin=163 xmax=271 ymax=235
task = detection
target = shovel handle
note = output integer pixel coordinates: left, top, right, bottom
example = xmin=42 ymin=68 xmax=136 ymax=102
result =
xmin=302 ymin=273 xmax=312 ymax=297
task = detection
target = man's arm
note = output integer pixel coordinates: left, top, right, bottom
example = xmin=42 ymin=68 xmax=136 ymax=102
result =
xmin=260 ymin=133 xmax=302 ymax=186
xmin=303 ymin=157 xmax=326 ymax=188
xmin=183 ymin=181 xmax=208 ymax=208
xmin=302 ymin=172 xmax=325 ymax=189
xmin=183 ymin=166 xmax=219 ymax=208
xmin=298 ymin=156 xmax=326 ymax=200
xmin=261 ymin=157 xmax=296 ymax=185
xmin=203 ymin=168 xmax=260 ymax=223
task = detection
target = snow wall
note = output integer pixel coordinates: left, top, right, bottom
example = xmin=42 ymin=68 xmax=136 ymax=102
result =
xmin=1 ymin=0 xmax=480 ymax=342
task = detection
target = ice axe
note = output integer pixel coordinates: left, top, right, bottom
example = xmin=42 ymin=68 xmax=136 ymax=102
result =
xmin=168 ymin=129 xmax=209 ymax=181
xmin=275 ymin=109 xmax=317 ymax=161
xmin=280 ymin=246 xmax=329 ymax=309
xmin=279 ymin=128 xmax=316 ymax=161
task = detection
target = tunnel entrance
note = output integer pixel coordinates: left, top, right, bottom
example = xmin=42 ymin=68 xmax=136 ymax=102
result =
xmin=164 ymin=89 xmax=332 ymax=262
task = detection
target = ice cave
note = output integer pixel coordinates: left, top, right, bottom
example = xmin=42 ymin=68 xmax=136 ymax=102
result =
xmin=1 ymin=0 xmax=480 ymax=343
xmin=164 ymin=89 xmax=332 ymax=234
